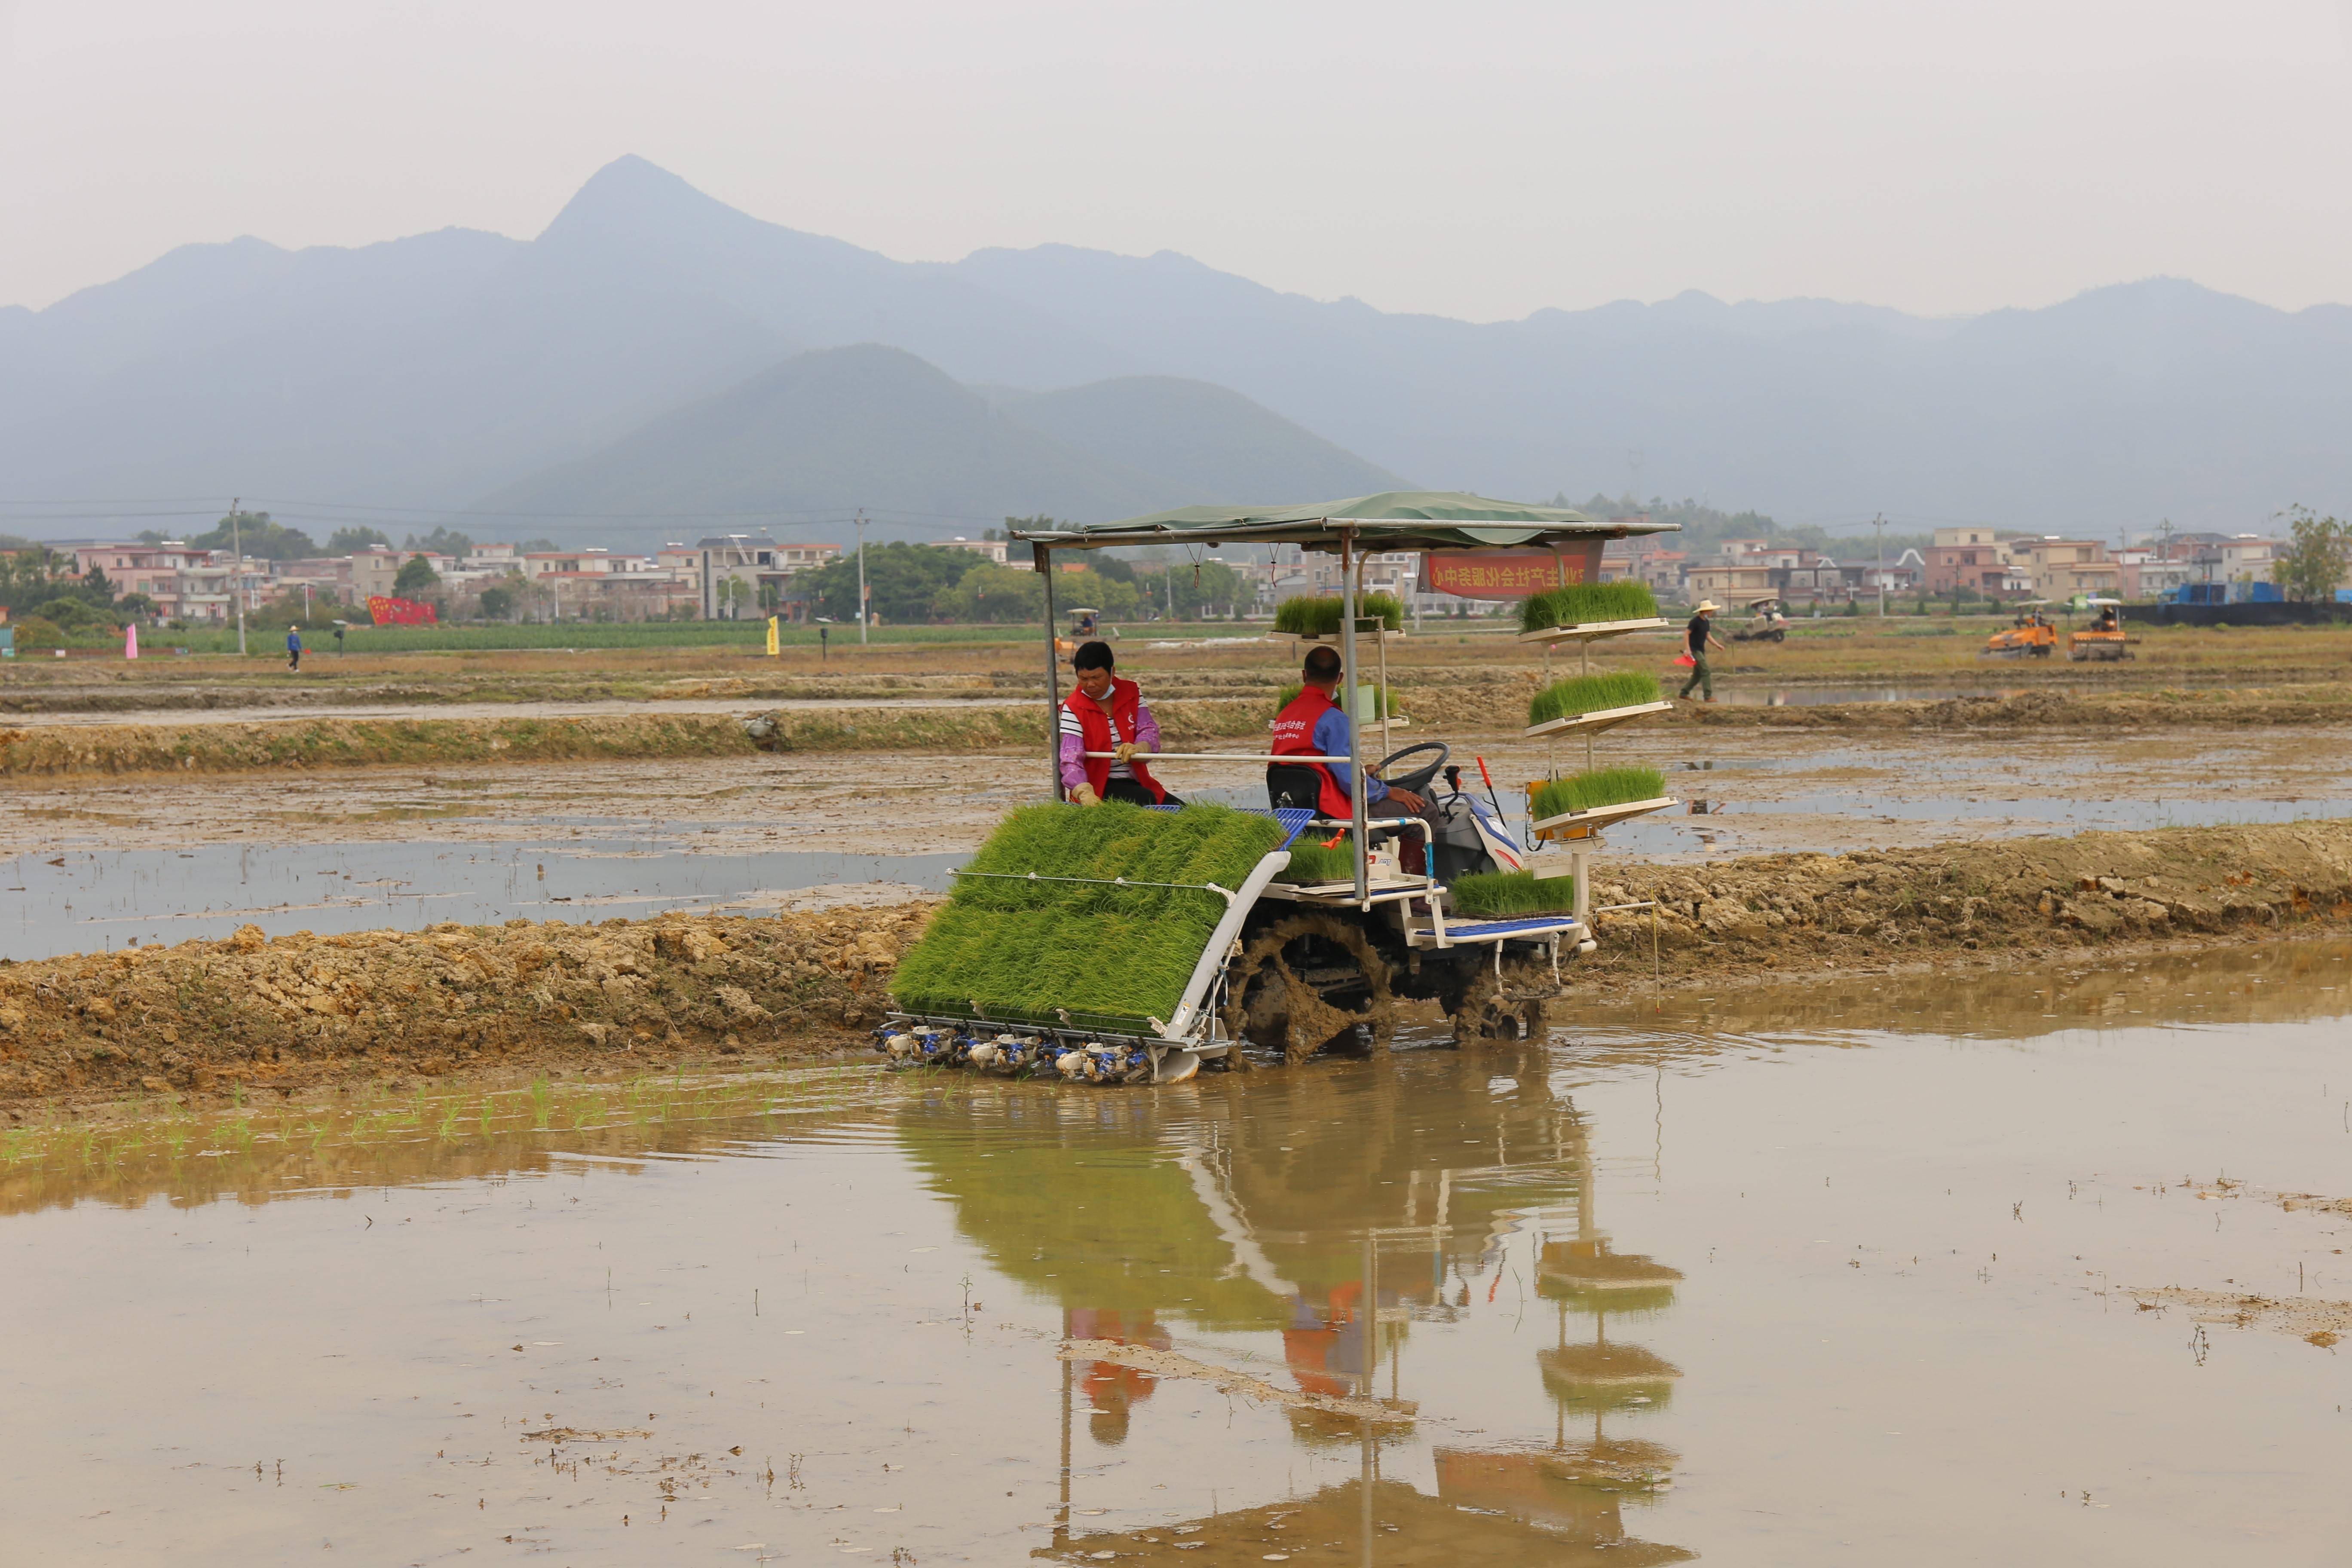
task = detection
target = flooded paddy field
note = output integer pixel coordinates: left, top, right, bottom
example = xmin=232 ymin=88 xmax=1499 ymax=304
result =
xmin=0 ymin=835 xmax=959 ymax=960
xmin=4 ymin=726 xmax=2343 ymax=879
xmin=4 ymin=941 xmax=2347 ymax=1565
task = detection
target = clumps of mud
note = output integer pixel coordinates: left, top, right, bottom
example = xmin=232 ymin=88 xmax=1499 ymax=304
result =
xmin=6 ymin=819 xmax=2348 ymax=1110
xmin=1584 ymin=819 xmax=2352 ymax=977
xmin=2127 ymin=1287 xmax=2351 ymax=1346
xmin=0 ymin=908 xmax=929 ymax=1106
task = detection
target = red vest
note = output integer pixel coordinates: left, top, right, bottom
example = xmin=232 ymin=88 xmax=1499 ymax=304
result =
xmin=1066 ymin=678 xmax=1166 ymax=802
xmin=1270 ymin=686 xmax=1351 ymax=817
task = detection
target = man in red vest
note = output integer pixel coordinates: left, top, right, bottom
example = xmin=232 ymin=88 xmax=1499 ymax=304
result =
xmin=1269 ymin=646 xmax=1430 ymax=864
xmin=1060 ymin=642 xmax=1181 ymax=806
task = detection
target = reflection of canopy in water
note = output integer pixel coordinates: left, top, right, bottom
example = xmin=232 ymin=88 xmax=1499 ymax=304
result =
xmin=1032 ymin=1474 xmax=1692 ymax=1568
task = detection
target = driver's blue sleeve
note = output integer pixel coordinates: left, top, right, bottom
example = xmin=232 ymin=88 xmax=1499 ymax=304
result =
xmin=1312 ymin=707 xmax=1387 ymax=803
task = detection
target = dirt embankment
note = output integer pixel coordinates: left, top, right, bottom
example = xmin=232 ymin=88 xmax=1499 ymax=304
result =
xmin=4 ymin=820 xmax=2349 ymax=1111
xmin=7 ymin=682 xmax=2350 ymax=779
xmin=0 ymin=907 xmax=930 ymax=1106
xmin=1583 ymin=820 xmax=2352 ymax=980
xmin=0 ymin=702 xmax=1290 ymax=778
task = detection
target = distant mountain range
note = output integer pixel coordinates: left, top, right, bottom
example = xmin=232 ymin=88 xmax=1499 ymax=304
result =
xmin=476 ymin=346 xmax=1403 ymax=533
xmin=6 ymin=153 xmax=2351 ymax=548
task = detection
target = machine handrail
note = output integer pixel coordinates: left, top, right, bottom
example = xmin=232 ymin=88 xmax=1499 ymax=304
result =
xmin=1079 ymin=750 xmax=1356 ymax=763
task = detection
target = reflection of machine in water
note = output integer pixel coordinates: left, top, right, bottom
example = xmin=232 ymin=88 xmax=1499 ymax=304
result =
xmin=891 ymin=1057 xmax=1690 ymax=1564
xmin=1428 ymin=1109 xmax=1690 ymax=1563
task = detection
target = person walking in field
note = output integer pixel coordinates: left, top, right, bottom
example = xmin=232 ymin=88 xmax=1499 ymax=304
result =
xmin=1678 ymin=600 xmax=1725 ymax=701
xmin=286 ymin=624 xmax=303 ymax=671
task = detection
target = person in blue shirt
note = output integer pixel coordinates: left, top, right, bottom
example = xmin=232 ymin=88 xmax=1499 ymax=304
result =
xmin=1268 ymin=646 xmax=1432 ymax=867
xmin=285 ymin=624 xmax=303 ymax=671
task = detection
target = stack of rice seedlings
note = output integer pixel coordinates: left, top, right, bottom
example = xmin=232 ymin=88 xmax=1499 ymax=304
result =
xmin=1272 ymin=592 xmax=1404 ymax=637
xmin=1527 ymin=671 xmax=1662 ymax=728
xmin=1448 ymin=869 xmax=1577 ymax=918
xmin=889 ymin=802 xmax=1287 ymax=1032
xmin=1519 ymin=581 xmax=1660 ymax=632
xmin=1274 ymin=833 xmax=1355 ymax=884
xmin=1530 ymin=766 xmax=1668 ymax=822
xmin=1272 ymin=683 xmax=1398 ymax=721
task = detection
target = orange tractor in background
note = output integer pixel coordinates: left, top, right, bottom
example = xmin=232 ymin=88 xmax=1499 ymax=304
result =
xmin=1982 ymin=606 xmax=2057 ymax=658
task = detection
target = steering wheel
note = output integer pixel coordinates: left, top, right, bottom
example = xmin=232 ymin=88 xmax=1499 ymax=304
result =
xmin=1375 ymin=741 xmax=1450 ymax=797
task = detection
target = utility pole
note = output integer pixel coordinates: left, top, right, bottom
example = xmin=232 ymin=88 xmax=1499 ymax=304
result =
xmin=855 ymin=509 xmax=869 ymax=646
xmin=228 ymin=497 xmax=247 ymax=655
xmin=1873 ymin=512 xmax=1887 ymax=617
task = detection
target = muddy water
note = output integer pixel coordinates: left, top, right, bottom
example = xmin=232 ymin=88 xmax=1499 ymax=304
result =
xmin=0 ymin=836 xmax=962 ymax=959
xmin=5 ymin=946 xmax=2350 ymax=1565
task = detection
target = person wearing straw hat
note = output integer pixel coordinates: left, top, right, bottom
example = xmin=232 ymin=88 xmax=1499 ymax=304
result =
xmin=1678 ymin=600 xmax=1725 ymax=701
xmin=1060 ymin=641 xmax=1182 ymax=806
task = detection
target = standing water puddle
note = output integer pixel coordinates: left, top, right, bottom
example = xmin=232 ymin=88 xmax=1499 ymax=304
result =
xmin=3 ymin=940 xmax=2348 ymax=1562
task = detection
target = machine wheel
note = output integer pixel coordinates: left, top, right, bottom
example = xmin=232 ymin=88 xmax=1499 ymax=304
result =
xmin=1220 ymin=913 xmax=1398 ymax=1064
xmin=1448 ymin=959 xmax=1553 ymax=1045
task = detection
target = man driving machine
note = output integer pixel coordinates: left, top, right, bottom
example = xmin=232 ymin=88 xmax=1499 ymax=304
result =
xmin=1269 ymin=646 xmax=1435 ymax=867
xmin=1060 ymin=641 xmax=1179 ymax=806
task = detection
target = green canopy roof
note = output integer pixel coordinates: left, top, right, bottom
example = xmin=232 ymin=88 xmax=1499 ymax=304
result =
xmin=1012 ymin=490 xmax=1678 ymax=554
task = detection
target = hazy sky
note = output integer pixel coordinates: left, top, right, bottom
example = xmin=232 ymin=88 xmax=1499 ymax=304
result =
xmin=5 ymin=1 xmax=2350 ymax=320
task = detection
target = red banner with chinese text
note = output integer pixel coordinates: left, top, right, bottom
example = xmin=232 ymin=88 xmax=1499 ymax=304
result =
xmin=366 ymin=595 xmax=439 ymax=626
xmin=1420 ymin=542 xmax=1602 ymax=599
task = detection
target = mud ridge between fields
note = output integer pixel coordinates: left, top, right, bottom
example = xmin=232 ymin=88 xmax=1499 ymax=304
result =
xmin=6 ymin=683 xmax=2351 ymax=777
xmin=3 ymin=820 xmax=2347 ymax=1110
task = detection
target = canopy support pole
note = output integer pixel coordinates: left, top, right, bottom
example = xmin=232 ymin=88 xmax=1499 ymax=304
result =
xmin=1040 ymin=545 xmax=1063 ymax=802
xmin=1342 ymin=527 xmax=1368 ymax=903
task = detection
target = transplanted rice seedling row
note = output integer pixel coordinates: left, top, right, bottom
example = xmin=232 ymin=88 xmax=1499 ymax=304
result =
xmin=1519 ymin=581 xmax=1661 ymax=631
xmin=1447 ymin=870 xmax=1577 ymax=918
xmin=1530 ymin=767 xmax=1669 ymax=821
xmin=1272 ymin=593 xmax=1404 ymax=636
xmin=1527 ymin=671 xmax=1663 ymax=727
xmin=888 ymin=802 xmax=1288 ymax=1029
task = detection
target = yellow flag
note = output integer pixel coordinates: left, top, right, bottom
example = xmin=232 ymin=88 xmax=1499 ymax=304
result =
xmin=766 ymin=615 xmax=780 ymax=656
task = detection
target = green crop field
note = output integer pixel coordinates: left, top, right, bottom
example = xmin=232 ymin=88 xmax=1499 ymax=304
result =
xmin=1519 ymin=581 xmax=1660 ymax=631
xmin=1530 ymin=766 xmax=1668 ymax=820
xmin=888 ymin=802 xmax=1288 ymax=1031
xmin=1527 ymin=671 xmax=1663 ymax=727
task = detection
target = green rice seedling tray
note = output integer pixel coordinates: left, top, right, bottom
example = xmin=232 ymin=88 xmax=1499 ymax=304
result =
xmin=1445 ymin=869 xmax=1577 ymax=919
xmin=888 ymin=802 xmax=1288 ymax=1032
xmin=1272 ymin=592 xmax=1403 ymax=638
xmin=1529 ymin=766 xmax=1667 ymax=820
xmin=1525 ymin=672 xmax=1668 ymax=737
xmin=1515 ymin=583 xmax=1667 ymax=643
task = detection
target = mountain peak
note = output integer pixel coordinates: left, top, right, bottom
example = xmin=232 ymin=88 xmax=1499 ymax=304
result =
xmin=536 ymin=155 xmax=744 ymax=247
